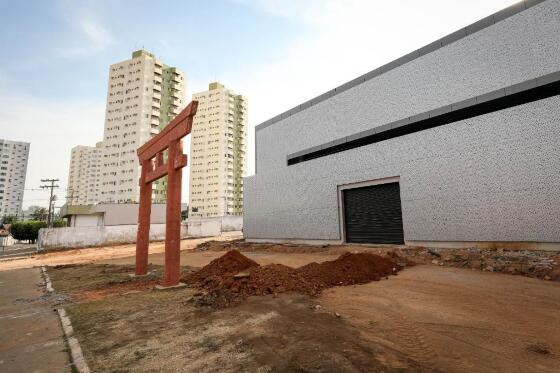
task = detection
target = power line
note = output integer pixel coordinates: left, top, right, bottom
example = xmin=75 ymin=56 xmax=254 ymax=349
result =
xmin=40 ymin=179 xmax=59 ymax=228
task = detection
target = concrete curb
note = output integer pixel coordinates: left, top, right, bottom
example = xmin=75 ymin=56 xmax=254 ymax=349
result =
xmin=41 ymin=266 xmax=91 ymax=373
xmin=40 ymin=266 xmax=54 ymax=293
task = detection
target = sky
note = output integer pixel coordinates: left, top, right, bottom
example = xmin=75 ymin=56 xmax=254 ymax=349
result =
xmin=0 ymin=0 xmax=518 ymax=211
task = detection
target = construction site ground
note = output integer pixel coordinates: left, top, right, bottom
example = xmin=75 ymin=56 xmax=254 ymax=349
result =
xmin=1 ymin=237 xmax=559 ymax=372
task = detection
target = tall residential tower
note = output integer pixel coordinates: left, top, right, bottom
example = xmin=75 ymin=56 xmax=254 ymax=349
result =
xmin=0 ymin=139 xmax=30 ymax=217
xmin=188 ymin=82 xmax=247 ymax=218
xmin=67 ymin=143 xmax=102 ymax=205
xmin=99 ymin=50 xmax=186 ymax=204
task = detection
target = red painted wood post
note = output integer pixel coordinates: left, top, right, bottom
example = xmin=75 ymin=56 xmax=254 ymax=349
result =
xmin=135 ymin=158 xmax=153 ymax=276
xmin=163 ymin=139 xmax=183 ymax=286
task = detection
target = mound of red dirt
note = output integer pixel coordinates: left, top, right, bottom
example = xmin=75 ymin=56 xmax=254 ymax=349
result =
xmin=186 ymin=249 xmax=259 ymax=284
xmin=297 ymin=252 xmax=398 ymax=288
xmin=186 ymin=251 xmax=402 ymax=306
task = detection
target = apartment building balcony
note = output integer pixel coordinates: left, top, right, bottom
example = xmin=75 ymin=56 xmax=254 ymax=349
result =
xmin=151 ymin=118 xmax=159 ymax=126
xmin=171 ymin=74 xmax=181 ymax=83
xmin=153 ymin=92 xmax=161 ymax=100
xmin=152 ymin=100 xmax=160 ymax=109
xmin=154 ymin=75 xmax=162 ymax=84
xmin=155 ymin=66 xmax=162 ymax=75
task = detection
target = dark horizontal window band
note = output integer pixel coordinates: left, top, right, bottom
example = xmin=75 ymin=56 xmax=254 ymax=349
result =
xmin=287 ymin=71 xmax=560 ymax=166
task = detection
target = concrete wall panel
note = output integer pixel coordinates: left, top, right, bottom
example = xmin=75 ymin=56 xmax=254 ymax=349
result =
xmin=245 ymin=94 xmax=560 ymax=242
xmin=38 ymin=223 xmax=188 ymax=249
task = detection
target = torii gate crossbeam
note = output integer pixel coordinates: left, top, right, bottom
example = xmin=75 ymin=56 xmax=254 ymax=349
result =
xmin=135 ymin=100 xmax=198 ymax=287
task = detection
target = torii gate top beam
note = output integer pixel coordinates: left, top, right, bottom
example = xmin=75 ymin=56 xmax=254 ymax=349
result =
xmin=137 ymin=100 xmax=198 ymax=162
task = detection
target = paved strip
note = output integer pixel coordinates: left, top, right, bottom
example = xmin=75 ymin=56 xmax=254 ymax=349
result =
xmin=0 ymin=268 xmax=70 ymax=372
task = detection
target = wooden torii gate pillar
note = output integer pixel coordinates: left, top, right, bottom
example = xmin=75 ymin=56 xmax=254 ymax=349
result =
xmin=135 ymin=101 xmax=198 ymax=287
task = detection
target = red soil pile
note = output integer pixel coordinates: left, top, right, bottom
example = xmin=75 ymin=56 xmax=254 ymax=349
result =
xmin=200 ymin=263 xmax=313 ymax=297
xmin=186 ymin=249 xmax=259 ymax=284
xmin=186 ymin=251 xmax=402 ymax=306
xmin=297 ymin=252 xmax=398 ymax=288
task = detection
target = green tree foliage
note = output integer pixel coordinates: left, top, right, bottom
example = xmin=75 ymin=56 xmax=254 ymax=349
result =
xmin=10 ymin=219 xmax=67 ymax=243
xmin=2 ymin=215 xmax=18 ymax=225
xmin=52 ymin=220 xmax=66 ymax=228
xmin=30 ymin=207 xmax=48 ymax=221
xmin=11 ymin=221 xmax=47 ymax=243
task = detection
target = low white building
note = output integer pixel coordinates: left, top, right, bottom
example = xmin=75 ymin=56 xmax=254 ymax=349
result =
xmin=60 ymin=203 xmax=188 ymax=227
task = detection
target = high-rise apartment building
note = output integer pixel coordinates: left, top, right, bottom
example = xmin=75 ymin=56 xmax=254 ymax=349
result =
xmin=0 ymin=139 xmax=30 ymax=217
xmin=188 ymin=82 xmax=247 ymax=218
xmin=67 ymin=143 xmax=102 ymax=205
xmin=100 ymin=50 xmax=186 ymax=204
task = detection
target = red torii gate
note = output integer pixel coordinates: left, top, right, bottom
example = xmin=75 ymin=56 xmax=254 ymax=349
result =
xmin=135 ymin=100 xmax=198 ymax=287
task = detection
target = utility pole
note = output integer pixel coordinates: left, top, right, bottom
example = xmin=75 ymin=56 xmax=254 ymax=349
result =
xmin=40 ymin=179 xmax=59 ymax=228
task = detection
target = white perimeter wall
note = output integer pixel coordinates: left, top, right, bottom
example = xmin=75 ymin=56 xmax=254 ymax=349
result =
xmin=38 ymin=223 xmax=188 ymax=249
xmin=187 ymin=216 xmax=243 ymax=237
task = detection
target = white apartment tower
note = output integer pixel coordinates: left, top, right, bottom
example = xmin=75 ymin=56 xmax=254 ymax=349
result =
xmin=188 ymin=82 xmax=247 ymax=218
xmin=67 ymin=143 xmax=102 ymax=205
xmin=0 ymin=139 xmax=30 ymax=217
xmin=100 ymin=50 xmax=186 ymax=203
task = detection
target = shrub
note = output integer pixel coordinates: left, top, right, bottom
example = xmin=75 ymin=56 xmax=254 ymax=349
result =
xmin=11 ymin=221 xmax=47 ymax=243
xmin=52 ymin=219 xmax=66 ymax=228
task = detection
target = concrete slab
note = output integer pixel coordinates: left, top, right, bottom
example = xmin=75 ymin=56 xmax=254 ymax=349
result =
xmin=0 ymin=268 xmax=70 ymax=372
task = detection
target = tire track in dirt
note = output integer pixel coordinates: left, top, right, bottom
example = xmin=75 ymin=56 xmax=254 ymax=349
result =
xmin=380 ymin=292 xmax=439 ymax=367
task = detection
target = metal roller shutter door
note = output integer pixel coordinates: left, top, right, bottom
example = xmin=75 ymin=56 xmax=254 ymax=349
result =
xmin=343 ymin=182 xmax=404 ymax=244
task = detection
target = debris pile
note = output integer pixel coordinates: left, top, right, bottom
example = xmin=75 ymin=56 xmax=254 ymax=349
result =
xmin=185 ymin=250 xmax=401 ymax=306
xmin=403 ymin=247 xmax=560 ymax=280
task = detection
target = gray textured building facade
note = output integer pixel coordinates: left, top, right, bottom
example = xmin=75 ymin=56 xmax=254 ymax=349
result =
xmin=244 ymin=0 xmax=560 ymax=248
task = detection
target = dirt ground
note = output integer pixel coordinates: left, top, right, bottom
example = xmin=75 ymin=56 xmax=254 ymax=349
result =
xmin=0 ymin=234 xmax=241 ymax=271
xmin=48 ymin=264 xmax=427 ymax=372
xmin=28 ymin=238 xmax=560 ymax=372
xmin=320 ymin=266 xmax=560 ymax=373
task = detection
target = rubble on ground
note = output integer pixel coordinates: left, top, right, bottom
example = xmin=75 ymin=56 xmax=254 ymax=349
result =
xmin=399 ymin=247 xmax=560 ymax=281
xmin=195 ymin=240 xmax=559 ymax=282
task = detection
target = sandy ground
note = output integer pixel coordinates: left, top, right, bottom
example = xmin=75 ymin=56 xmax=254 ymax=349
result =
xmin=104 ymin=247 xmax=341 ymax=268
xmin=320 ymin=265 xmax=560 ymax=373
xmin=0 ymin=234 xmax=241 ymax=271
xmin=12 ymin=237 xmax=560 ymax=371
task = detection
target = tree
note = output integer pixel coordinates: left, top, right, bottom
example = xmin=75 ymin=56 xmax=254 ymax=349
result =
xmin=11 ymin=221 xmax=47 ymax=243
xmin=29 ymin=207 xmax=48 ymax=221
xmin=52 ymin=219 xmax=66 ymax=228
xmin=1 ymin=215 xmax=18 ymax=225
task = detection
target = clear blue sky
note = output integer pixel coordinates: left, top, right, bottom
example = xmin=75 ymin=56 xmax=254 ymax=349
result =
xmin=0 ymin=0 xmax=301 ymax=101
xmin=0 ymin=0 xmax=516 ymax=209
